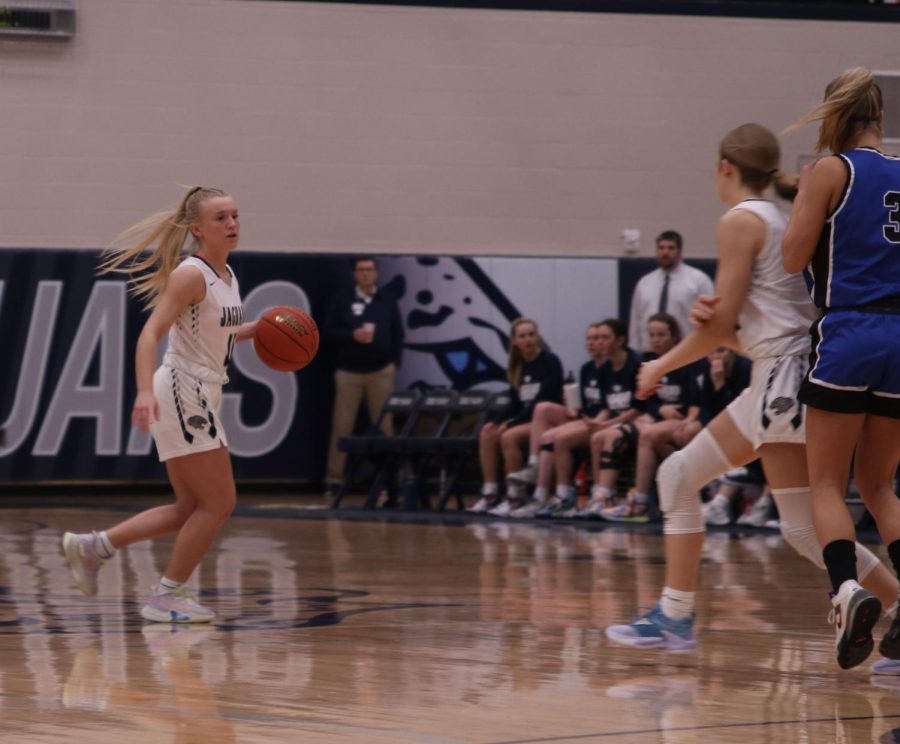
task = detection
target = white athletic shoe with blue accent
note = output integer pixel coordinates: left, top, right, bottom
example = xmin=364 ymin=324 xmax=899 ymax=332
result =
xmin=605 ymin=602 xmax=696 ymax=652
xmin=141 ymin=586 xmax=215 ymax=624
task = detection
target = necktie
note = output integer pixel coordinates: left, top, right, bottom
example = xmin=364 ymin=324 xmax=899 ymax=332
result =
xmin=658 ymin=273 xmax=670 ymax=314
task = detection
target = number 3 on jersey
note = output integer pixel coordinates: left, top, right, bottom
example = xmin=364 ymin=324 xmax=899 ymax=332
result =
xmin=884 ymin=191 xmax=900 ymax=243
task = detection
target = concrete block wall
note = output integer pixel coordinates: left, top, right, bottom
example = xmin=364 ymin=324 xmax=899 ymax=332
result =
xmin=0 ymin=0 xmax=896 ymax=258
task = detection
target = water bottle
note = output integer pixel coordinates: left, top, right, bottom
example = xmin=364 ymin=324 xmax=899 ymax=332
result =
xmin=563 ymin=371 xmax=581 ymax=416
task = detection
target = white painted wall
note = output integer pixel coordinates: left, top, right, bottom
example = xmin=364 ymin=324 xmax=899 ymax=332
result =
xmin=1 ymin=0 xmax=897 ymax=258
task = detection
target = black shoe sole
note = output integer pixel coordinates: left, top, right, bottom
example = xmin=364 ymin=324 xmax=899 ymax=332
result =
xmin=837 ymin=594 xmax=882 ymax=670
xmin=879 ymin=617 xmax=900 ymax=660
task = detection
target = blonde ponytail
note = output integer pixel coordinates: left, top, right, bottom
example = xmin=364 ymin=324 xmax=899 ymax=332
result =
xmin=97 ymin=186 xmax=228 ymax=308
xmin=786 ymin=67 xmax=883 ymax=154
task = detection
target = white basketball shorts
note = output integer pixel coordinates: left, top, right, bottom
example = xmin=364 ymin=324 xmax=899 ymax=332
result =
xmin=149 ymin=365 xmax=228 ymax=462
xmin=726 ymin=353 xmax=807 ymax=450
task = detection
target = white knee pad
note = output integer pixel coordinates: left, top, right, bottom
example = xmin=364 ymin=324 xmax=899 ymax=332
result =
xmin=660 ymin=429 xmax=735 ymax=536
xmin=778 ymin=522 xmax=878 ymax=578
xmin=771 ymin=487 xmax=823 ymax=569
xmin=773 ymin=486 xmax=880 ymax=579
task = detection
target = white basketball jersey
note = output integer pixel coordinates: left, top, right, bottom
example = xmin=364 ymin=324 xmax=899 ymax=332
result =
xmin=731 ymin=199 xmax=818 ymax=360
xmin=162 ymin=256 xmax=243 ymax=384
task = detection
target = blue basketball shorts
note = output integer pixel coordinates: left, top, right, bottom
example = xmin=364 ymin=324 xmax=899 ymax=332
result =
xmin=799 ymin=311 xmax=900 ymax=419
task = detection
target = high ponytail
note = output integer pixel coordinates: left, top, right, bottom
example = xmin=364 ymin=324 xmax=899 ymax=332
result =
xmin=97 ymin=186 xmax=228 ymax=308
xmin=786 ymin=67 xmax=883 ymax=154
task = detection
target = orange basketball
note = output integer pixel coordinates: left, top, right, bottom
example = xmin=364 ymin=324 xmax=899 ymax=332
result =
xmin=253 ymin=306 xmax=319 ymax=372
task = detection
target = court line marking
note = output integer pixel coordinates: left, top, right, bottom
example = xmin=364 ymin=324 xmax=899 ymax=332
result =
xmin=486 ymin=713 xmax=900 ymax=743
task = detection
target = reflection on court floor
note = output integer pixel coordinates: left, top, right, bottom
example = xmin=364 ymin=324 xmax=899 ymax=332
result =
xmin=0 ymin=507 xmax=898 ymax=743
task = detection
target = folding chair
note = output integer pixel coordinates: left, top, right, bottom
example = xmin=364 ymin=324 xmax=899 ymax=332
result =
xmin=436 ymin=390 xmax=509 ymax=511
xmin=391 ymin=388 xmax=458 ymax=510
xmin=331 ymin=389 xmax=423 ymax=508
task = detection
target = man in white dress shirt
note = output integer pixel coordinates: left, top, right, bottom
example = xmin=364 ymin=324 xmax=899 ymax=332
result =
xmin=628 ymin=230 xmax=714 ymax=353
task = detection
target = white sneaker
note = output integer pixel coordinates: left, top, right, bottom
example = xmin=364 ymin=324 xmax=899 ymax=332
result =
xmin=549 ymin=497 xmax=579 ymax=519
xmin=702 ymin=497 xmax=731 ymax=527
xmin=510 ymin=499 xmax=547 ymax=518
xmin=141 ymin=586 xmax=215 ymax=624
xmin=829 ymin=579 xmax=881 ymax=670
xmin=62 ymin=532 xmax=106 ymax=597
xmin=467 ymin=495 xmax=500 ymax=513
xmin=736 ymin=493 xmax=773 ymax=527
xmin=488 ymin=499 xmax=517 ymax=517
xmin=506 ymin=465 xmax=537 ymax=487
xmin=577 ymin=498 xmax=608 ymax=519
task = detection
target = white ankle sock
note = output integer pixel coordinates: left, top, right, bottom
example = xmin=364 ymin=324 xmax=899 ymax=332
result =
xmin=156 ymin=577 xmax=183 ymax=595
xmin=556 ymin=484 xmax=576 ymax=500
xmin=481 ymin=482 xmax=498 ymax=496
xmin=533 ymin=486 xmax=549 ymax=502
xmin=527 ymin=454 xmax=538 ymax=467
xmin=94 ymin=531 xmax=116 ymax=559
xmin=661 ymin=586 xmax=695 ymax=620
xmin=591 ymin=486 xmax=612 ymax=502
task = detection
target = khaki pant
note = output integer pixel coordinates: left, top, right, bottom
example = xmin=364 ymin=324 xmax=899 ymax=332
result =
xmin=325 ymin=363 xmax=396 ymax=484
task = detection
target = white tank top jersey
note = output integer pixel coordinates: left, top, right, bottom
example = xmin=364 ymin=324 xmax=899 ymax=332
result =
xmin=729 ymin=199 xmax=818 ymax=361
xmin=162 ymin=256 xmax=243 ymax=384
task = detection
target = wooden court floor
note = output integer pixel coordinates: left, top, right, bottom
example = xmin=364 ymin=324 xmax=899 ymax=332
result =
xmin=2 ymin=500 xmax=900 ymax=743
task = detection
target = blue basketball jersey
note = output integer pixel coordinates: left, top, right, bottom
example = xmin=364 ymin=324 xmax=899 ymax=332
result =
xmin=805 ymin=148 xmax=900 ymax=309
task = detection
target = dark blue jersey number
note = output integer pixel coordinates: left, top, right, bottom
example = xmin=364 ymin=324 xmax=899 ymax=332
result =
xmin=224 ymin=333 xmax=236 ymax=368
xmin=884 ymin=191 xmax=900 ymax=243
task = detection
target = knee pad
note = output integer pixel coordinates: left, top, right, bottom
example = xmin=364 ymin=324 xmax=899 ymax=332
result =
xmin=539 ymin=442 xmax=555 ymax=453
xmin=657 ymin=428 xmax=733 ymax=514
xmin=855 ymin=543 xmax=880 ymax=581
xmin=599 ymin=428 xmax=635 ymax=470
xmin=771 ymin=486 xmax=880 ymax=579
xmin=616 ymin=421 xmax=639 ymax=449
xmin=771 ymin=487 xmax=824 ymax=569
xmin=776 ymin=521 xmax=878 ymax=577
xmin=779 ymin=521 xmax=826 ymax=570
xmin=599 ymin=449 xmax=621 ymax=470
xmin=663 ymin=476 xmax=706 ymax=535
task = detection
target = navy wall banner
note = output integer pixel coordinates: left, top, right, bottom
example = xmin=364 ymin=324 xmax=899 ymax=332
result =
xmin=0 ymin=250 xmax=714 ymax=484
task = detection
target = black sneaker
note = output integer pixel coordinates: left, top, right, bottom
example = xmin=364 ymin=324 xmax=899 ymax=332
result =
xmin=880 ymin=608 xmax=900 ymax=660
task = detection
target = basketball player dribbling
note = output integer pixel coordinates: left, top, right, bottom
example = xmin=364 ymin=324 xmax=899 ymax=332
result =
xmin=62 ymin=186 xmax=257 ymax=623
xmin=605 ymin=124 xmax=900 ymax=665
xmin=783 ymin=67 xmax=900 ymax=670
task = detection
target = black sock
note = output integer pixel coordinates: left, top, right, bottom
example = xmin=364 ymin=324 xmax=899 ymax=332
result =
xmin=822 ymin=539 xmax=857 ymax=594
xmin=888 ymin=540 xmax=900 ymax=582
